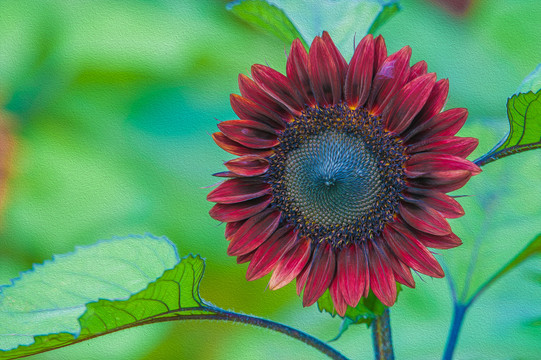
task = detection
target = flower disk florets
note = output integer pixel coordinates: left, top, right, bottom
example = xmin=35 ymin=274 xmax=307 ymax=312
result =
xmin=269 ymin=103 xmax=407 ymax=248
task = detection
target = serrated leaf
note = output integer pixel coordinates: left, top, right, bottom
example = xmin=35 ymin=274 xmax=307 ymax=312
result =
xmin=317 ymin=287 xmax=398 ymax=341
xmin=0 ymin=235 xmax=212 ymax=359
xmin=475 ymin=69 xmax=541 ymax=166
xmin=227 ymin=0 xmax=308 ymax=48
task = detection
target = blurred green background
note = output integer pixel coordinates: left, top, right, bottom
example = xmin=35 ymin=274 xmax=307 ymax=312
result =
xmin=0 ymin=0 xmax=540 ymax=359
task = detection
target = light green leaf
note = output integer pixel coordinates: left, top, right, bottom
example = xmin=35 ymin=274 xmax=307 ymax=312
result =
xmin=367 ymin=1 xmax=401 ymax=35
xmin=0 ymin=235 xmax=212 ymax=359
xmin=469 ymin=234 xmax=541 ymax=304
xmin=475 ymin=67 xmax=541 ymax=166
xmin=517 ymin=64 xmax=541 ymax=94
xmin=227 ymin=0 xmax=308 ymax=48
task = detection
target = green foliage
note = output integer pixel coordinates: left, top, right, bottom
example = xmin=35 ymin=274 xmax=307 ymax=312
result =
xmin=367 ymin=1 xmax=401 ymax=35
xmin=0 ymin=237 xmax=212 ymax=359
xmin=475 ymin=66 xmax=541 ymax=166
xmin=227 ymin=0 xmax=308 ymax=48
xmin=317 ymin=287 xmax=399 ymax=341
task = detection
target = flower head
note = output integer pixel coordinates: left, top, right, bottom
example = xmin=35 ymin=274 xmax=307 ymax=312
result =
xmin=208 ymin=32 xmax=480 ymax=314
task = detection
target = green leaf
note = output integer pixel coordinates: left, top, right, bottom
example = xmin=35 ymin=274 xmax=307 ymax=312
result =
xmin=475 ymin=66 xmax=541 ymax=166
xmin=227 ymin=0 xmax=308 ymax=48
xmin=517 ymin=64 xmax=541 ymax=94
xmin=469 ymin=234 xmax=541 ymax=304
xmin=0 ymin=235 xmax=212 ymax=359
xmin=317 ymin=287 xmax=398 ymax=341
xmin=367 ymin=1 xmax=401 ymax=35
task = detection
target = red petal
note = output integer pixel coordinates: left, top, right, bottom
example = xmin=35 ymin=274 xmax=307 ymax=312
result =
xmin=403 ymin=187 xmax=465 ymax=219
xmin=225 ymin=220 xmax=245 ymax=240
xmin=209 ymin=195 xmax=272 ymax=222
xmin=345 ymin=34 xmax=375 ymax=108
xmin=296 ymin=263 xmax=310 ymax=296
xmin=405 ymin=79 xmax=450 ymax=135
xmin=287 ymin=38 xmax=315 ymax=106
xmin=322 ymin=31 xmax=348 ymax=82
xmin=407 ymin=61 xmax=428 ymax=81
xmin=399 ymin=201 xmax=452 ymax=236
xmin=237 ymin=251 xmax=254 ymax=264
xmin=405 ymin=153 xmax=481 ymax=177
xmin=230 ymin=93 xmax=285 ymax=130
xmin=330 ymin=276 xmax=348 ymax=317
xmin=378 ymin=241 xmax=416 ymax=288
xmin=309 ymin=36 xmax=342 ymax=106
xmin=384 ymin=221 xmax=445 ymax=278
xmin=246 ymin=226 xmax=298 ymax=281
xmin=404 ymin=107 xmax=468 ymax=142
xmin=337 ymin=244 xmax=367 ymax=307
xmin=212 ymin=132 xmax=273 ymax=157
xmin=302 ymin=242 xmax=336 ymax=307
xmin=252 ymin=64 xmax=304 ymax=116
xmin=207 ymin=178 xmax=270 ymax=204
xmin=383 ymin=73 xmax=437 ymax=134
xmin=408 ymin=170 xmax=473 ymax=193
xmin=224 ymin=155 xmax=270 ymax=176
xmin=238 ymin=74 xmax=291 ymax=123
xmin=368 ymin=46 xmax=412 ymax=114
xmin=269 ymin=236 xmax=311 ymax=290
xmin=227 ymin=209 xmax=281 ymax=256
xmin=373 ymin=35 xmax=388 ymax=74
xmin=407 ymin=136 xmax=479 ymax=159
xmin=217 ymin=120 xmax=278 ymax=149
xmin=367 ymin=242 xmax=397 ymax=307
xmin=409 ymin=225 xmax=463 ymax=249
xmin=213 ymin=171 xmax=243 ymax=178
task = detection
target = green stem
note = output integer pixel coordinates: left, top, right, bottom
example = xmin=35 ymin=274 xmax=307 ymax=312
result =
xmin=371 ymin=308 xmax=394 ymax=360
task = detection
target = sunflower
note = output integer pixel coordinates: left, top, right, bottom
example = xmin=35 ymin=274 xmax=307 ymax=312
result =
xmin=208 ymin=32 xmax=480 ymax=315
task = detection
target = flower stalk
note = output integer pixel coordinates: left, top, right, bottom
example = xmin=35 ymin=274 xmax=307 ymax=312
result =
xmin=372 ymin=308 xmax=395 ymax=360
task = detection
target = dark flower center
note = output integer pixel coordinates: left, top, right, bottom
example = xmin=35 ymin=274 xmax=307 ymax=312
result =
xmin=268 ymin=104 xmax=408 ymax=248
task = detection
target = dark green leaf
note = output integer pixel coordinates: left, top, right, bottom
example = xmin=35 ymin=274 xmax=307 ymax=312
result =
xmin=367 ymin=1 xmax=401 ymax=35
xmin=475 ymin=65 xmax=541 ymax=166
xmin=0 ymin=237 xmax=212 ymax=359
xmin=227 ymin=0 xmax=308 ymax=48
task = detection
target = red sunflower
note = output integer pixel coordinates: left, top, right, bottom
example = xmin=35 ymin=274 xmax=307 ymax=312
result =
xmin=208 ymin=32 xmax=480 ymax=315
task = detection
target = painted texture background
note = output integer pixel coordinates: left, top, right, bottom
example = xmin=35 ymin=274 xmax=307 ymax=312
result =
xmin=0 ymin=0 xmax=540 ymax=358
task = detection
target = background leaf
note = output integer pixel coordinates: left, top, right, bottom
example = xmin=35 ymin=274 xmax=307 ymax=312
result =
xmin=227 ymin=0 xmax=308 ymax=48
xmin=0 ymin=235 xmax=212 ymax=359
xmin=367 ymin=1 xmax=401 ymax=35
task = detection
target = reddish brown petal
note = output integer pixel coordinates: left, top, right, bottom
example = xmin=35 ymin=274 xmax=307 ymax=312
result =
xmin=405 ymin=153 xmax=481 ymax=177
xmin=296 ymin=263 xmax=310 ymax=296
xmin=237 ymin=251 xmax=254 ymax=264
xmin=404 ymin=108 xmax=468 ymax=142
xmin=212 ymin=132 xmax=273 ymax=157
xmin=217 ymin=120 xmax=278 ymax=149
xmin=225 ymin=220 xmax=245 ymax=240
xmin=207 ymin=178 xmax=270 ymax=204
xmin=224 ymin=155 xmax=270 ymax=176
xmin=287 ymin=38 xmax=315 ymax=106
xmin=252 ymin=64 xmax=304 ymax=116
xmin=227 ymin=209 xmax=281 ymax=256
xmin=367 ymin=242 xmax=397 ymax=307
xmin=238 ymin=74 xmax=291 ymax=123
xmin=409 ymin=170 xmax=473 ymax=193
xmin=230 ymin=93 xmax=285 ymax=130
xmin=383 ymin=73 xmax=437 ymax=134
xmin=410 ymin=226 xmax=463 ymax=249
xmin=337 ymin=244 xmax=367 ymax=307
xmin=392 ymin=260 xmax=416 ymax=288
xmin=405 ymin=79 xmax=450 ymax=136
xmin=399 ymin=201 xmax=452 ymax=236
xmin=407 ymin=61 xmax=428 ymax=81
xmin=384 ymin=221 xmax=445 ymax=278
xmin=345 ymin=34 xmax=375 ymax=108
xmin=322 ymin=31 xmax=348 ymax=82
xmin=246 ymin=226 xmax=298 ymax=281
xmin=302 ymin=242 xmax=336 ymax=307
xmin=269 ymin=236 xmax=311 ymax=290
xmin=407 ymin=136 xmax=479 ymax=159
xmin=330 ymin=276 xmax=348 ymax=317
xmin=373 ymin=35 xmax=388 ymax=74
xmin=209 ymin=195 xmax=272 ymax=222
xmin=368 ymin=46 xmax=412 ymax=115
xmin=403 ymin=187 xmax=465 ymax=219
xmin=212 ymin=171 xmax=243 ymax=178
xmin=308 ymin=37 xmax=342 ymax=106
